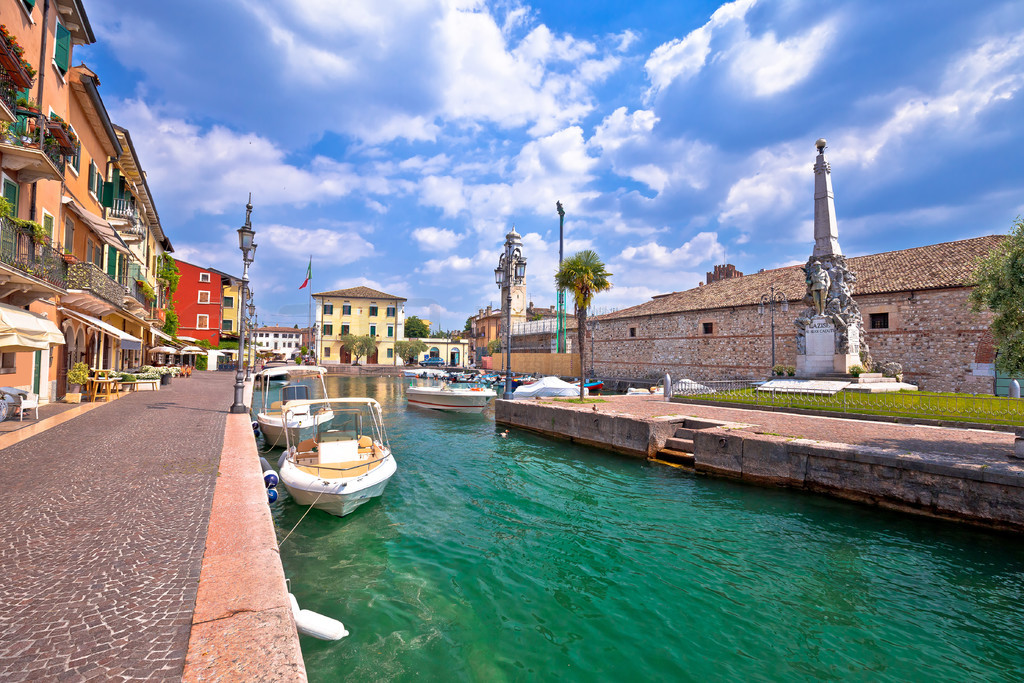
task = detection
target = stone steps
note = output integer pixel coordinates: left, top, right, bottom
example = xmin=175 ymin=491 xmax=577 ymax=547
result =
xmin=664 ymin=436 xmax=695 ymax=453
xmin=654 ymin=448 xmax=695 ymax=467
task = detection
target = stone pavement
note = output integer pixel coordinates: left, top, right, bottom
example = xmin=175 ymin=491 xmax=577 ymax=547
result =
xmin=0 ymin=372 xmax=233 ymax=681
xmin=546 ymin=394 xmax=1018 ymax=460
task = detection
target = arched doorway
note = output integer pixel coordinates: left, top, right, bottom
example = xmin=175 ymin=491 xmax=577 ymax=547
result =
xmin=429 ymin=347 xmax=439 ymax=358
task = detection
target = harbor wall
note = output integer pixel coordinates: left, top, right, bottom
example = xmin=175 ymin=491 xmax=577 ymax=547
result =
xmin=496 ymin=399 xmax=1024 ymax=532
xmin=495 ymin=398 xmax=682 ymax=458
xmin=183 ymin=384 xmax=306 ymax=680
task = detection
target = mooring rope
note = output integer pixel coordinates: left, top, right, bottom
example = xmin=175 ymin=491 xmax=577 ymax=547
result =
xmin=278 ymin=486 xmax=328 ymax=548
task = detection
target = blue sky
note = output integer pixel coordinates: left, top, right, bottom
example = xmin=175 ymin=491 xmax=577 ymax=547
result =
xmin=76 ymin=0 xmax=1024 ymax=331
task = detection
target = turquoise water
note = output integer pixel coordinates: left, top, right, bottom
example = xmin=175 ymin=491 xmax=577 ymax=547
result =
xmin=269 ymin=377 xmax=1024 ymax=682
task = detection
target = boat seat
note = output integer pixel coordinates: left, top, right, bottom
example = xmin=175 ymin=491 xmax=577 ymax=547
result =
xmin=297 ymin=459 xmax=380 ymax=479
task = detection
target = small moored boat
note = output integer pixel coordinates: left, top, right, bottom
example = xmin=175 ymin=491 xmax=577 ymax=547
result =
xmin=254 ymin=366 xmax=332 ymax=447
xmin=406 ymin=382 xmax=494 ymax=413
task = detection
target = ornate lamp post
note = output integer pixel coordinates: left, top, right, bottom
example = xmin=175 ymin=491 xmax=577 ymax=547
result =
xmin=758 ymin=285 xmax=788 ymax=371
xmin=244 ymin=299 xmax=256 ymax=380
xmin=494 ymin=227 xmax=527 ymax=400
xmin=230 ymin=197 xmax=257 ymax=414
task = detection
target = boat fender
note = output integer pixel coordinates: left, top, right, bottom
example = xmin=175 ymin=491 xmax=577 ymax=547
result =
xmin=259 ymin=456 xmax=274 ymax=472
xmin=267 ymin=487 xmax=278 ymax=503
xmin=263 ymin=470 xmax=280 ymax=488
xmin=277 ymin=452 xmax=287 ymax=470
xmin=289 ymin=593 xmax=349 ymax=641
xmin=251 ymin=421 xmax=260 ymax=434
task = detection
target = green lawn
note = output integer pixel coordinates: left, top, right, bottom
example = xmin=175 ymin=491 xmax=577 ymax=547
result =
xmin=676 ymin=388 xmax=1024 ymax=426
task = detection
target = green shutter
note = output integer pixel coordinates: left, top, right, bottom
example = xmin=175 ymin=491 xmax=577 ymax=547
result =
xmin=54 ymin=23 xmax=71 ymax=74
xmin=88 ymin=162 xmax=96 ymax=194
xmin=2 ymin=180 xmax=19 ymax=216
xmin=106 ymin=245 xmax=117 ymax=278
xmin=100 ymin=175 xmax=114 ymax=207
xmin=42 ymin=213 xmax=53 ymax=239
xmin=22 ymin=0 xmax=35 ymax=10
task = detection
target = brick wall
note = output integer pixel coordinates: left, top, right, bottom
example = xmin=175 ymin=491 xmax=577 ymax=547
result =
xmin=593 ymin=287 xmax=996 ymax=394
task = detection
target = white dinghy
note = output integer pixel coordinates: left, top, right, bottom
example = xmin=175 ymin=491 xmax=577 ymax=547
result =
xmin=254 ymin=366 xmax=332 ymax=447
xmin=278 ymin=398 xmax=397 ymax=517
xmin=405 ymin=382 xmax=495 ymax=413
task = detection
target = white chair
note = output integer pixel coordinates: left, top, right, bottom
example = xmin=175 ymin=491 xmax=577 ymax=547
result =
xmin=16 ymin=393 xmax=38 ymax=421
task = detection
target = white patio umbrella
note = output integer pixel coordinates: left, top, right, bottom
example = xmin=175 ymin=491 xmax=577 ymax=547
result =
xmin=149 ymin=345 xmax=178 ymax=355
xmin=179 ymin=345 xmax=205 ymax=354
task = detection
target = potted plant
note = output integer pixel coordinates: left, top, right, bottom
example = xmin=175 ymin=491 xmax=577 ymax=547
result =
xmin=66 ymin=362 xmax=89 ymax=403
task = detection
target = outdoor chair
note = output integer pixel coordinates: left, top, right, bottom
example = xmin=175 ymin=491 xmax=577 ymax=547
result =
xmin=14 ymin=393 xmax=38 ymax=421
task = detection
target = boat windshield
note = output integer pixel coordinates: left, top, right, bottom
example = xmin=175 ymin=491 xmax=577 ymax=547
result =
xmin=257 ymin=369 xmax=329 ymax=413
xmin=284 ymin=400 xmax=388 ymax=450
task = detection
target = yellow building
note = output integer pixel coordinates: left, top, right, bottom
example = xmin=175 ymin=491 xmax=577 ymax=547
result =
xmin=315 ymin=286 xmax=406 ymax=364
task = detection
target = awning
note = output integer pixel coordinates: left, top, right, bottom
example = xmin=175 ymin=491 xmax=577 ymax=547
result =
xmin=0 ymin=302 xmax=65 ymax=352
xmin=60 ymin=308 xmax=143 ymax=350
xmin=62 ymin=197 xmax=130 ymax=255
xmin=152 ymin=328 xmax=172 ymax=342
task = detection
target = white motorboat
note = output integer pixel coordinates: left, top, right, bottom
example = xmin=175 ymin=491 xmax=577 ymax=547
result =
xmin=254 ymin=366 xmax=333 ymax=447
xmin=406 ymin=383 xmax=495 ymax=413
xmin=278 ymin=398 xmax=397 ymax=517
xmin=513 ymin=376 xmax=588 ymax=399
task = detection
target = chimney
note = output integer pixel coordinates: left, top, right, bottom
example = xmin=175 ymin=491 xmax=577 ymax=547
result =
xmin=706 ymin=263 xmax=744 ymax=284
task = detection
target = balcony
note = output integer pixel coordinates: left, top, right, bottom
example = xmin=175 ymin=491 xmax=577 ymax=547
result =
xmin=109 ymin=198 xmax=144 ymax=239
xmin=0 ymin=115 xmax=64 ymax=183
xmin=63 ymin=261 xmax=125 ymax=316
xmin=0 ymin=29 xmax=32 ymax=125
xmin=0 ymin=217 xmax=67 ymax=306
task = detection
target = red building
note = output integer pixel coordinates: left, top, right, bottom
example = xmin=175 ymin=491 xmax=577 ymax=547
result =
xmin=174 ymin=260 xmax=223 ymax=345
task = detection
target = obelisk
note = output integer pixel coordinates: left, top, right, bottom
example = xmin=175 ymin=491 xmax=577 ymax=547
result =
xmin=795 ymin=139 xmax=867 ymax=376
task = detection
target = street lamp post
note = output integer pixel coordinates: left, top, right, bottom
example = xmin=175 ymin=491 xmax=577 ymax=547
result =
xmin=758 ymin=285 xmax=788 ymax=372
xmin=556 ymin=201 xmax=565 ymax=354
xmin=230 ymin=197 xmax=257 ymax=414
xmin=244 ymin=299 xmax=256 ymax=380
xmin=494 ymin=227 xmax=527 ymax=400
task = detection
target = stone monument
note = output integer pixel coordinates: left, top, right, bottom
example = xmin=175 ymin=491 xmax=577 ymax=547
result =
xmin=794 ymin=139 xmax=868 ymax=377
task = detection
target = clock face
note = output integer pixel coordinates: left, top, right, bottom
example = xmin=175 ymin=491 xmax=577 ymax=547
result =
xmin=511 ymin=290 xmax=525 ymax=314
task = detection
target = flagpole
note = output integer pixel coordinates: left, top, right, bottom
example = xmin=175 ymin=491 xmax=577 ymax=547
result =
xmin=307 ymin=254 xmax=312 ymax=362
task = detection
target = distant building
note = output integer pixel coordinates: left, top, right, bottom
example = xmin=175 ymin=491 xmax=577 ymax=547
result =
xmin=172 ymin=260 xmax=224 ymax=346
xmin=593 ymin=236 xmax=1005 ymax=394
xmin=314 ymin=286 xmax=406 ymax=364
xmin=254 ymin=326 xmax=310 ymax=358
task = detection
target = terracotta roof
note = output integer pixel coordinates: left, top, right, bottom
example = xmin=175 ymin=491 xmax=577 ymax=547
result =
xmin=601 ymin=235 xmax=1006 ymax=320
xmin=313 ymin=286 xmax=406 ymax=301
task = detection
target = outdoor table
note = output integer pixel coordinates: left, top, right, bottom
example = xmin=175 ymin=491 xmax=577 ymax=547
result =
xmin=88 ymin=372 xmax=120 ymax=402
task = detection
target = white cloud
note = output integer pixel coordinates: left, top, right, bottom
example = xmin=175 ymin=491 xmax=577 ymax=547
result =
xmin=417 ymin=254 xmax=475 ymax=275
xmin=644 ymin=0 xmax=757 ymax=97
xmin=728 ymin=19 xmax=837 ymax=97
xmin=619 ymin=232 xmax=726 ymax=268
xmin=412 ymin=226 xmax=465 ymax=252
xmin=262 ymin=224 xmax=375 ymax=263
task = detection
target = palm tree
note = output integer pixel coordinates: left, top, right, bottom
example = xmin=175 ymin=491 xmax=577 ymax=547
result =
xmin=555 ymin=250 xmax=612 ymax=400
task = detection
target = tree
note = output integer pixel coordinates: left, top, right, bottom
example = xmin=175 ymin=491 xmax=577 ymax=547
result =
xmin=395 ymin=339 xmax=428 ymax=364
xmin=487 ymin=339 xmax=501 ymax=355
xmin=341 ymin=334 xmax=379 ymax=364
xmin=555 ymin=250 xmax=612 ymax=400
xmin=464 ymin=316 xmax=474 ymax=332
xmin=405 ymin=315 xmax=429 ymax=338
xmin=970 ymin=217 xmax=1024 ymax=375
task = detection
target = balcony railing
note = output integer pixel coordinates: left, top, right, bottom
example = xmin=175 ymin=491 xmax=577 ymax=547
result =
xmin=66 ymin=261 xmax=125 ymax=306
xmin=0 ymin=67 xmax=17 ymax=114
xmin=7 ymin=114 xmax=64 ymax=174
xmin=0 ymin=217 xmax=67 ymax=289
xmin=110 ymin=198 xmax=144 ymax=236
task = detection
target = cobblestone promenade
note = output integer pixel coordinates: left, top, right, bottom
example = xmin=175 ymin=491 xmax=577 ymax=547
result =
xmin=0 ymin=372 xmax=234 ymax=681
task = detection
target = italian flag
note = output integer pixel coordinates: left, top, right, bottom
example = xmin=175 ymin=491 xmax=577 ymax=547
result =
xmin=299 ymin=258 xmax=311 ymax=289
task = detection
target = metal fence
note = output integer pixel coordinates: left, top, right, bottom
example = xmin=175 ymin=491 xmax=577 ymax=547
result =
xmin=0 ymin=217 xmax=68 ymax=289
xmin=672 ymin=379 xmax=1024 ymax=426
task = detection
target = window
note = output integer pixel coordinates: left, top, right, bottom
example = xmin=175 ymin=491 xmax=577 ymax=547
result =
xmin=273 ymin=333 xmax=279 ymax=338
xmin=323 ymin=303 xmax=334 ymax=315
xmin=369 ymin=305 xmax=378 ymax=317
xmin=53 ymin=21 xmax=71 ymax=74
xmin=324 ymin=347 xmax=331 ymax=358
xmin=340 ymin=324 xmax=350 ymax=335
xmin=223 ymin=296 xmax=234 ymax=308
xmin=3 ymin=179 xmax=18 ymax=216
xmin=197 ymin=314 xmax=209 ymax=329
xmin=342 ymin=304 xmax=351 ymax=315
xmin=20 ymin=0 xmax=34 ymax=14
xmin=387 ymin=325 xmax=393 ymax=338
xmin=870 ymin=313 xmax=889 ymax=329
xmin=702 ymin=322 xmax=714 ymax=335
xmin=41 ymin=211 xmax=53 ymax=240
xmin=198 ymin=291 xmax=211 ymax=304
xmin=386 ymin=306 xmax=396 ymax=317
xmin=629 ymin=327 xmax=636 ymax=338
xmin=323 ymin=324 xmax=333 ymax=336
xmin=86 ymin=241 xmax=92 ymax=264
xmin=63 ymin=217 xmax=73 ymax=254
xmin=69 ymin=137 xmax=80 ymax=174
xmin=369 ymin=324 xmax=377 ymax=337
xmin=221 ymin=319 xmax=233 ymax=331
xmin=387 ymin=348 xmax=393 ymax=359
xmin=199 ymin=272 xmax=210 ymax=283
xmin=0 ymin=351 xmax=15 ymax=374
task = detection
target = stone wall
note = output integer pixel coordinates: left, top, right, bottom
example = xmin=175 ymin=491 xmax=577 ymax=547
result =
xmin=594 ymin=287 xmax=996 ymax=393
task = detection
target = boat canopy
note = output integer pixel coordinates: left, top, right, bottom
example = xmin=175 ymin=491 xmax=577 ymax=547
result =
xmin=257 ymin=365 xmax=327 ymax=380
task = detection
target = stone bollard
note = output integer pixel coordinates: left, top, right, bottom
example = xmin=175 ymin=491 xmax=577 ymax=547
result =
xmin=664 ymin=373 xmax=671 ymax=401
xmin=1016 ymin=428 xmax=1024 ymax=460
xmin=1011 ymin=380 xmax=1021 ymax=399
